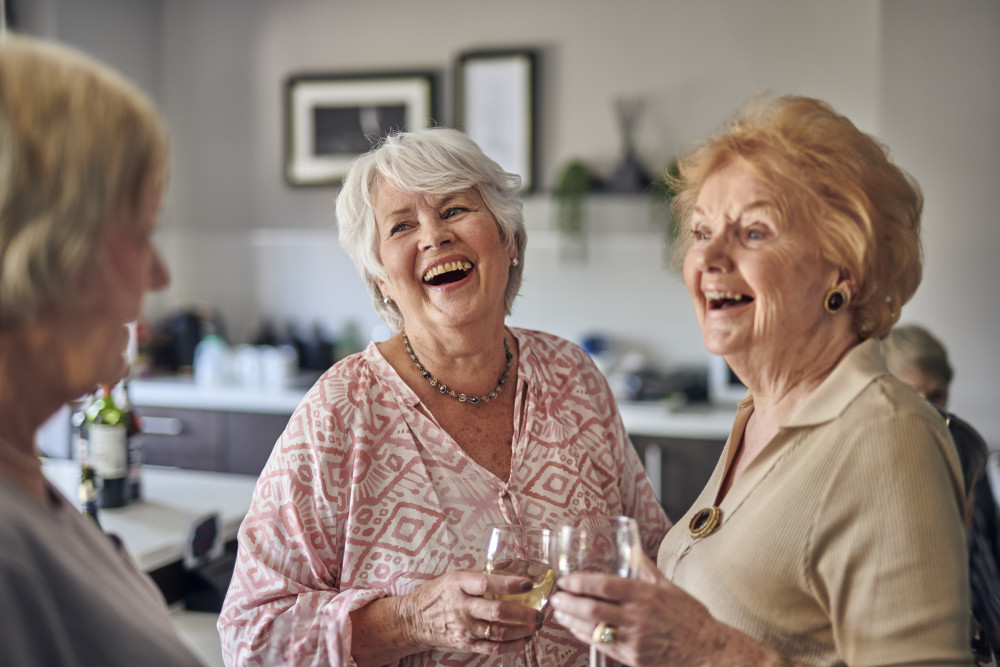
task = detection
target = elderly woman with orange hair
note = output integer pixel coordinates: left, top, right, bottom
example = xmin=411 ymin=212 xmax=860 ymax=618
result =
xmin=549 ymin=96 xmax=972 ymax=666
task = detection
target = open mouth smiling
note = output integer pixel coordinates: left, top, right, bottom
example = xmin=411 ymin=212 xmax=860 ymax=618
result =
xmin=705 ymin=290 xmax=754 ymax=310
xmin=423 ymin=260 xmax=473 ymax=286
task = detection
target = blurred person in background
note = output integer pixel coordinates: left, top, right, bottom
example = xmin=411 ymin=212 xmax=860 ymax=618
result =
xmin=549 ymin=95 xmax=972 ymax=666
xmin=884 ymin=323 xmax=1000 ymax=661
xmin=218 ymin=128 xmax=670 ymax=666
xmin=0 ymin=34 xmax=201 ymax=665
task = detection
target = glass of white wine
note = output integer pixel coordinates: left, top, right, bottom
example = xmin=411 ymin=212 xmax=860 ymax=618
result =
xmin=482 ymin=524 xmax=557 ymax=666
xmin=555 ymin=515 xmax=642 ymax=667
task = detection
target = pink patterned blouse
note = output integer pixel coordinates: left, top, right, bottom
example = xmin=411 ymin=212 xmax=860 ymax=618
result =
xmin=219 ymin=327 xmax=671 ymax=666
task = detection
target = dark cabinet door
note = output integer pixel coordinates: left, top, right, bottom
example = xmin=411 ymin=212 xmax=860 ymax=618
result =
xmin=630 ymin=435 xmax=725 ymax=522
xmin=136 ymin=406 xmax=291 ymax=476
xmin=137 ymin=406 xmax=227 ymax=472
xmin=225 ymin=412 xmax=292 ymax=476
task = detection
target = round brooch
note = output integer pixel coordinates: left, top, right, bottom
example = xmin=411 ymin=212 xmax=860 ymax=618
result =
xmin=688 ymin=506 xmax=722 ymax=539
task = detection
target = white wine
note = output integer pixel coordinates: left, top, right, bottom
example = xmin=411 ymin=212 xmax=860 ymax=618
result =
xmin=484 ymin=558 xmax=555 ymax=611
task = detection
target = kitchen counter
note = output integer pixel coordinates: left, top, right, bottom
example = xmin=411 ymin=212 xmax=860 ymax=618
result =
xmin=130 ymin=375 xmax=313 ymax=414
xmin=42 ymin=458 xmax=257 ymax=572
xmin=617 ymin=401 xmax=735 ymax=440
xmin=131 ymin=376 xmax=735 ymax=440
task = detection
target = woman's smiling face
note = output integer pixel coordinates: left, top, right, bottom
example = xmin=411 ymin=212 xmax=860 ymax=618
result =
xmin=373 ymin=180 xmax=514 ymax=333
xmin=683 ymin=162 xmax=838 ymax=363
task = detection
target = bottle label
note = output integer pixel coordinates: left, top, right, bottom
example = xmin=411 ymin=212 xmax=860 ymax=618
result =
xmin=90 ymin=425 xmax=127 ymax=478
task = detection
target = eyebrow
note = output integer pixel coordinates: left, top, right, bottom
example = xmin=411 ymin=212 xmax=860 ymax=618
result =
xmin=384 ymin=192 xmax=469 ymax=218
xmin=692 ymin=199 xmax=776 ymax=220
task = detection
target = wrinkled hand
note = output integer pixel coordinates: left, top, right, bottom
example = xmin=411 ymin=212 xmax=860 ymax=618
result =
xmin=401 ymin=569 xmax=546 ymax=657
xmin=548 ymin=554 xmax=724 ymax=666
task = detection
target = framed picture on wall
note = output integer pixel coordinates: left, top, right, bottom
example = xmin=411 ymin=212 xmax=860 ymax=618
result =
xmin=285 ymin=71 xmax=437 ymax=186
xmin=456 ymin=49 xmax=538 ymax=193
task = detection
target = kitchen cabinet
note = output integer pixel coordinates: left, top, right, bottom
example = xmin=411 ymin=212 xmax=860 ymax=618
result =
xmin=139 ymin=405 xmax=290 ymax=475
xmin=617 ymin=401 xmax=733 ymax=521
xmin=130 ymin=377 xmax=307 ymax=476
xmin=630 ymin=434 xmax=724 ymax=522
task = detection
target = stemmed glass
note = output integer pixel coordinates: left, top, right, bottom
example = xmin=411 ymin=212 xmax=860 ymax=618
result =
xmin=482 ymin=525 xmax=557 ymax=667
xmin=555 ymin=515 xmax=642 ymax=667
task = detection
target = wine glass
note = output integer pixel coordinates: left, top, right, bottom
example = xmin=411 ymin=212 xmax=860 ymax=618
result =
xmin=482 ymin=524 xmax=557 ymax=667
xmin=555 ymin=515 xmax=642 ymax=667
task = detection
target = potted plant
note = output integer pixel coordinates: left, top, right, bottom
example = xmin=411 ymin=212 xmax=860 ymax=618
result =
xmin=553 ymin=159 xmax=593 ymax=260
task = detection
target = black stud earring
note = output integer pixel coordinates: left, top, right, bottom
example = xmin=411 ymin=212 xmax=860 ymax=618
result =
xmin=824 ymin=288 xmax=847 ymax=314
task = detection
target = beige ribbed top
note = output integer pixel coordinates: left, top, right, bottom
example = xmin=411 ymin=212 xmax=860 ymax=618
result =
xmin=659 ymin=339 xmax=972 ymax=667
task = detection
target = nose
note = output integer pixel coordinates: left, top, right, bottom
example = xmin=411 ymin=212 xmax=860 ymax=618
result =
xmin=419 ymin=218 xmax=455 ymax=251
xmin=698 ymin=234 xmax=733 ymax=273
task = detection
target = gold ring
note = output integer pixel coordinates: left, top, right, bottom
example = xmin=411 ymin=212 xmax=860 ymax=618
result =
xmin=592 ymin=621 xmax=617 ymax=644
xmin=484 ymin=622 xmax=493 ymax=641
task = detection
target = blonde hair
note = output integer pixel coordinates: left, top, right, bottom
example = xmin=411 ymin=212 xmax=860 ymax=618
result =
xmin=669 ymin=95 xmax=923 ymax=339
xmin=0 ymin=34 xmax=169 ymax=327
xmin=336 ymin=127 xmax=525 ymax=332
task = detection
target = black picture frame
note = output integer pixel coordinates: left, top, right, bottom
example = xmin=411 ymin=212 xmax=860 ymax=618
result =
xmin=456 ymin=49 xmax=538 ymax=193
xmin=284 ymin=71 xmax=437 ymax=186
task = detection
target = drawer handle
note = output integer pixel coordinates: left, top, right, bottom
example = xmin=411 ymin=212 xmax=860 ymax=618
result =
xmin=141 ymin=416 xmax=184 ymax=436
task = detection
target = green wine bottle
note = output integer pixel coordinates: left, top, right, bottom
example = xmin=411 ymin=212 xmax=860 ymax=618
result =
xmin=86 ymin=385 xmax=129 ymax=508
xmin=117 ymin=379 xmax=143 ymax=502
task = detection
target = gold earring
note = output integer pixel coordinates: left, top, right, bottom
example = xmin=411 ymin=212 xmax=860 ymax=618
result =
xmin=824 ymin=288 xmax=847 ymax=314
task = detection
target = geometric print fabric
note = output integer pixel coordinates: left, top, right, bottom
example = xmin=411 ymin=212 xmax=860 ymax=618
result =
xmin=219 ymin=328 xmax=671 ymax=666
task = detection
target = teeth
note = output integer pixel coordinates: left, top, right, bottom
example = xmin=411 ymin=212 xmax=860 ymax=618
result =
xmin=423 ymin=260 xmax=473 ymax=282
xmin=704 ymin=290 xmax=748 ymax=302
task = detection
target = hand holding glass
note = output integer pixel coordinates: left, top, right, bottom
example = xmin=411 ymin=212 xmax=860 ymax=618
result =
xmin=482 ymin=525 xmax=556 ymax=611
xmin=482 ymin=525 xmax=556 ymax=667
xmin=555 ymin=516 xmax=642 ymax=667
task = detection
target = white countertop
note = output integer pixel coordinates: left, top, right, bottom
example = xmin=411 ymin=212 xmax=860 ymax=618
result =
xmin=130 ymin=375 xmax=311 ymax=414
xmin=129 ymin=376 xmax=734 ymax=440
xmin=617 ymin=401 xmax=735 ymax=440
xmin=43 ymin=458 xmax=257 ymax=572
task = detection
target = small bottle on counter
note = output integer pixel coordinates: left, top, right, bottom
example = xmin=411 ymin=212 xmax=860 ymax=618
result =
xmin=78 ymin=463 xmax=101 ymax=527
xmin=86 ymin=385 xmax=129 ymax=508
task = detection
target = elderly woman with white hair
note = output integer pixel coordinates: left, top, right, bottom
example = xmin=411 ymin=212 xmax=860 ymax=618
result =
xmin=219 ymin=128 xmax=671 ymax=666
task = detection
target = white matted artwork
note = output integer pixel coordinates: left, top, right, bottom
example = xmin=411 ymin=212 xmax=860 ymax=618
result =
xmin=457 ymin=50 xmax=537 ymax=192
xmin=285 ymin=72 xmax=437 ymax=186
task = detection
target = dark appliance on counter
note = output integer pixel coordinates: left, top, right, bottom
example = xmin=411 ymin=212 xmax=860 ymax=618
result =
xmin=149 ymin=308 xmax=227 ymax=372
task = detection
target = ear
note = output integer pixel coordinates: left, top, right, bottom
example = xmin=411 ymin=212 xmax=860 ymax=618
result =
xmin=833 ymin=268 xmax=857 ymax=300
xmin=375 ymin=277 xmax=391 ymax=302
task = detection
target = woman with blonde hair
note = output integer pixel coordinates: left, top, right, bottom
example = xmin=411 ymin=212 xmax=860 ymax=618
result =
xmin=0 ymin=34 xmax=201 ymax=665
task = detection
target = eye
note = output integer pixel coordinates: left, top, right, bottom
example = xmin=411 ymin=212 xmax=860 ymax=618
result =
xmin=691 ymin=226 xmax=710 ymax=241
xmin=745 ymin=225 xmax=769 ymax=241
xmin=443 ymin=206 xmax=468 ymax=219
xmin=389 ymin=221 xmax=411 ymax=235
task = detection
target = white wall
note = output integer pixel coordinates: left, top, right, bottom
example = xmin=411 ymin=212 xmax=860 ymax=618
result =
xmin=22 ymin=0 xmax=1000 ymax=444
xmin=879 ymin=0 xmax=1000 ymax=445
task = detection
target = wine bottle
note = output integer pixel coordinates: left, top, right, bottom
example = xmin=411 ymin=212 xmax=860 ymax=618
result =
xmin=118 ymin=379 xmax=143 ymax=502
xmin=86 ymin=385 xmax=129 ymax=508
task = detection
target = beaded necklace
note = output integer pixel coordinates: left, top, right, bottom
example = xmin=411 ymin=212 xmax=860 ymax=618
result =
xmin=402 ymin=330 xmax=512 ymax=404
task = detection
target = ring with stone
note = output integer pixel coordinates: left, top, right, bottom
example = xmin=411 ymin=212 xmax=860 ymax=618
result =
xmin=592 ymin=621 xmax=617 ymax=644
xmin=484 ymin=621 xmax=493 ymax=641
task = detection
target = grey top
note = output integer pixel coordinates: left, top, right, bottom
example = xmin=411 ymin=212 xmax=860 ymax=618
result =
xmin=0 ymin=473 xmax=203 ymax=666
